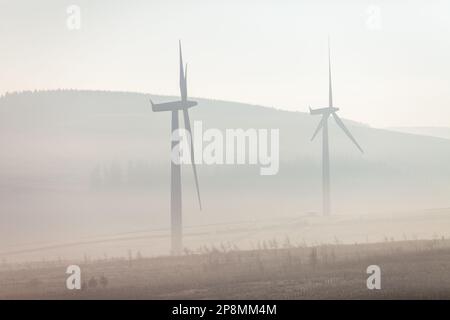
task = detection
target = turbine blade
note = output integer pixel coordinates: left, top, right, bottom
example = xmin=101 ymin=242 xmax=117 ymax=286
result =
xmin=332 ymin=113 xmax=364 ymax=153
xmin=179 ymin=40 xmax=187 ymax=101
xmin=311 ymin=116 xmax=325 ymax=141
xmin=183 ymin=109 xmax=202 ymax=210
xmin=328 ymin=37 xmax=333 ymax=108
xmin=184 ymin=63 xmax=188 ymax=99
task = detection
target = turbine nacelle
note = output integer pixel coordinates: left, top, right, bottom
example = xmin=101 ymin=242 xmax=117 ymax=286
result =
xmin=309 ymin=106 xmax=339 ymax=116
xmin=150 ymin=99 xmax=198 ymax=112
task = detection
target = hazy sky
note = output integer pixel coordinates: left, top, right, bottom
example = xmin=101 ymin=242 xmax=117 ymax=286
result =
xmin=0 ymin=0 xmax=449 ymax=127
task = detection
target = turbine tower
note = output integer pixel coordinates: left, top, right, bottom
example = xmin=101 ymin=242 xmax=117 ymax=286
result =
xmin=150 ymin=41 xmax=202 ymax=255
xmin=309 ymin=40 xmax=364 ymax=216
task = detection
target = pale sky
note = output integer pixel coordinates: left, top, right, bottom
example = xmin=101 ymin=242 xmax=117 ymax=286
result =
xmin=1 ymin=0 xmax=450 ymax=127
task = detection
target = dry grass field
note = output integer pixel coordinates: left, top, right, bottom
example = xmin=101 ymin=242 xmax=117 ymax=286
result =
xmin=1 ymin=238 xmax=450 ymax=299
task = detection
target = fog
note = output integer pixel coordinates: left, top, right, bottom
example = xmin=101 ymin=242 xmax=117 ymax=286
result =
xmin=0 ymin=90 xmax=449 ymax=263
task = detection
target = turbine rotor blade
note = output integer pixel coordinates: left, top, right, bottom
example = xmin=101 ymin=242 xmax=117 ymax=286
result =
xmin=184 ymin=63 xmax=188 ymax=99
xmin=179 ymin=40 xmax=187 ymax=101
xmin=311 ymin=116 xmax=325 ymax=141
xmin=332 ymin=113 xmax=364 ymax=153
xmin=183 ymin=109 xmax=202 ymax=210
xmin=328 ymin=37 xmax=333 ymax=108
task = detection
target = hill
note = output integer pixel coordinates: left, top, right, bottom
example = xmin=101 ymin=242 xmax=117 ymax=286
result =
xmin=388 ymin=127 xmax=450 ymax=140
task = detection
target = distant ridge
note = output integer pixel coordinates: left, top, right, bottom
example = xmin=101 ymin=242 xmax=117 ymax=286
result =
xmin=388 ymin=127 xmax=450 ymax=140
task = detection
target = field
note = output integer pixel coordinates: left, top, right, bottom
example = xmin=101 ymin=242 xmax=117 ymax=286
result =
xmin=1 ymin=238 xmax=450 ymax=299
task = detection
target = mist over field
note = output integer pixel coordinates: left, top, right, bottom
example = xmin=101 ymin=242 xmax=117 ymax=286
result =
xmin=0 ymin=90 xmax=449 ymax=263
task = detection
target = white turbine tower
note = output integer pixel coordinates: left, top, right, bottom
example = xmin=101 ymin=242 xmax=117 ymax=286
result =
xmin=150 ymin=41 xmax=202 ymax=255
xmin=309 ymin=40 xmax=364 ymax=216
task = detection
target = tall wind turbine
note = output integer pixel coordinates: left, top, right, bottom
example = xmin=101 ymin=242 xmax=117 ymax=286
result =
xmin=309 ymin=40 xmax=364 ymax=216
xmin=150 ymin=41 xmax=202 ymax=255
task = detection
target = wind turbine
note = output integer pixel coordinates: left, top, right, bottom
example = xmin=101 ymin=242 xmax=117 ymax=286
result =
xmin=309 ymin=40 xmax=364 ymax=216
xmin=150 ymin=41 xmax=201 ymax=255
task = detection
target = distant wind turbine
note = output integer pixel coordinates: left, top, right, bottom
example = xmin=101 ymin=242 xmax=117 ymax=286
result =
xmin=309 ymin=40 xmax=364 ymax=216
xmin=150 ymin=41 xmax=202 ymax=255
